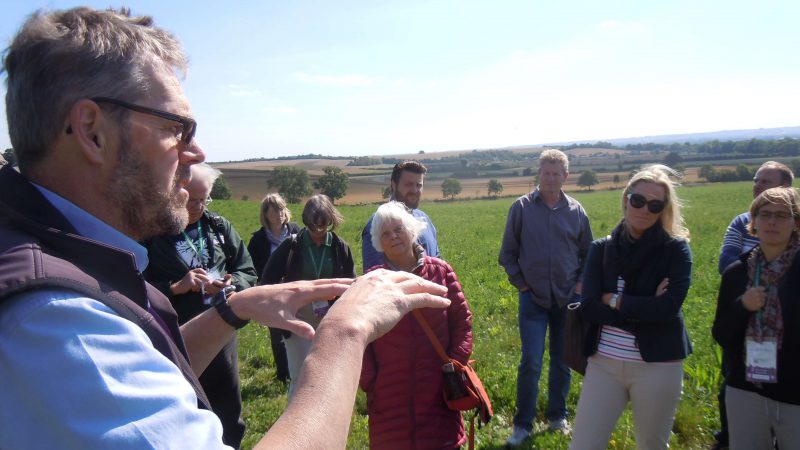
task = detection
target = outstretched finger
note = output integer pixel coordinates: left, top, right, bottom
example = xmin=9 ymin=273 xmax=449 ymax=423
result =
xmin=393 ymin=277 xmax=448 ymax=296
xmin=280 ymin=319 xmax=316 ymax=340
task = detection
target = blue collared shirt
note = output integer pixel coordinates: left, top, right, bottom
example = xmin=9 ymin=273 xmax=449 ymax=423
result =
xmin=0 ymin=186 xmax=229 ymax=449
xmin=361 ymin=207 xmax=439 ymax=272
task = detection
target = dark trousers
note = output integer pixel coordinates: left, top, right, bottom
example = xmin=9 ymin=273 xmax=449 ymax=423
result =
xmin=200 ymin=335 xmax=245 ymax=449
xmin=269 ymin=326 xmax=290 ymax=381
xmin=716 ymin=351 xmax=729 ymax=445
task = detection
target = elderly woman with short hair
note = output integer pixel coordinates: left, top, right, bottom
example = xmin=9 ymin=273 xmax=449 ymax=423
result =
xmin=261 ymin=194 xmax=355 ymax=397
xmin=359 ymin=201 xmax=473 ymax=450
xmin=569 ymin=165 xmax=692 ymax=450
xmin=248 ymin=193 xmax=300 ymax=382
xmin=713 ymin=186 xmax=800 ymax=450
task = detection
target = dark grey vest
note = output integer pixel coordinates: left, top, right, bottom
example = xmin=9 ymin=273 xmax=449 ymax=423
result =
xmin=0 ymin=165 xmax=209 ymax=408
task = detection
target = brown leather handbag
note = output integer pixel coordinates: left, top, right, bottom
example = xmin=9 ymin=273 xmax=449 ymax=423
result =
xmin=412 ymin=310 xmax=493 ymax=450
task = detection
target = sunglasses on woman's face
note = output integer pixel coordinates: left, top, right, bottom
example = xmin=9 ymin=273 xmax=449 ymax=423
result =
xmin=627 ymin=192 xmax=666 ymax=214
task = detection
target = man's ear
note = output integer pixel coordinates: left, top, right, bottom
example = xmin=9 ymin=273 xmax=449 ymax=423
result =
xmin=66 ymin=99 xmax=112 ymax=165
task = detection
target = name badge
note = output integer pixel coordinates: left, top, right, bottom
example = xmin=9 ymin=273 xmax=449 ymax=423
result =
xmin=745 ymin=337 xmax=778 ymax=384
xmin=312 ymin=300 xmax=331 ymax=318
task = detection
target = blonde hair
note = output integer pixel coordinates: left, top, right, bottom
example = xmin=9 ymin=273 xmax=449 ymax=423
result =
xmin=539 ymin=149 xmax=569 ymax=173
xmin=259 ymin=193 xmax=291 ymax=228
xmin=747 ymin=187 xmax=800 ymax=235
xmin=623 ymin=164 xmax=690 ymax=241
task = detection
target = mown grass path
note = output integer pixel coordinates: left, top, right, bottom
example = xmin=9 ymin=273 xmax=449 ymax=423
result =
xmin=210 ymin=181 xmax=760 ymax=449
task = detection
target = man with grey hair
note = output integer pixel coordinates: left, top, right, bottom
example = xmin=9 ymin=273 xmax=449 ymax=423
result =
xmin=144 ymin=162 xmax=257 ymax=448
xmin=0 ymin=7 xmax=450 ymax=449
xmin=499 ymin=149 xmax=593 ymax=446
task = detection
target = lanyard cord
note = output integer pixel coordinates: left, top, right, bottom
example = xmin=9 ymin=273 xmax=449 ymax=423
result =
xmin=307 ymin=237 xmax=329 ymax=279
xmin=181 ymin=222 xmax=207 ymax=270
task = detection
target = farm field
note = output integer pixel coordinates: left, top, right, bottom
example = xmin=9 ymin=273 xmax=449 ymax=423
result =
xmin=209 ymin=180 xmax=764 ymax=449
xmin=211 ymin=159 xmax=705 ymax=205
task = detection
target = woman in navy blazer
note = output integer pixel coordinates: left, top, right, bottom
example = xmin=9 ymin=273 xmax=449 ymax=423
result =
xmin=570 ymin=165 xmax=692 ymax=450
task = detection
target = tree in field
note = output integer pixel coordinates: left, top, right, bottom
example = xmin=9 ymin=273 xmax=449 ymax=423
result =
xmin=488 ymin=179 xmax=503 ymax=197
xmin=211 ymin=176 xmax=232 ymax=200
xmin=314 ymin=166 xmax=350 ymax=203
xmin=268 ymin=166 xmax=312 ymax=203
xmin=441 ymin=178 xmax=462 ymax=199
xmin=577 ymin=170 xmax=599 ymax=190
xmin=663 ymin=151 xmax=683 ymax=168
xmin=612 ymin=174 xmax=621 ymax=186
xmin=381 ymin=186 xmax=392 ymax=199
xmin=699 ymin=164 xmax=717 ymax=181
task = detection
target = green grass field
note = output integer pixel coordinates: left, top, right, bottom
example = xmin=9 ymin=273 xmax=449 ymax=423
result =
xmin=210 ymin=180 xmax=759 ymax=449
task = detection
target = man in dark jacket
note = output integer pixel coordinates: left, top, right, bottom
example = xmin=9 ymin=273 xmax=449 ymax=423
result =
xmin=144 ymin=163 xmax=256 ymax=448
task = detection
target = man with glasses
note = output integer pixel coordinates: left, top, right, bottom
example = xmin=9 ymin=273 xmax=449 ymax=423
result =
xmin=0 ymin=7 xmax=451 ymax=449
xmin=144 ymin=163 xmax=257 ymax=449
xmin=499 ymin=149 xmax=593 ymax=446
xmin=362 ymin=160 xmax=440 ymax=271
xmin=712 ymin=160 xmax=795 ymax=450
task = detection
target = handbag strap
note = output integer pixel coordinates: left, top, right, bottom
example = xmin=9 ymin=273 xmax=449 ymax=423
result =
xmin=412 ymin=310 xmax=451 ymax=364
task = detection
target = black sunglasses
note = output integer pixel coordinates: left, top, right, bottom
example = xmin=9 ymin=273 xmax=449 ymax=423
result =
xmin=627 ymin=192 xmax=666 ymax=214
xmin=91 ymin=97 xmax=197 ymax=145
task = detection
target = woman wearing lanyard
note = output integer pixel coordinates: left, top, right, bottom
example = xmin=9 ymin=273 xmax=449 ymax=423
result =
xmin=260 ymin=194 xmax=355 ymax=398
xmin=713 ymin=186 xmax=800 ymax=450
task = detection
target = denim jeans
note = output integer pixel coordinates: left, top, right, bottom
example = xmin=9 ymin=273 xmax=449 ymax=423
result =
xmin=513 ymin=290 xmax=571 ymax=431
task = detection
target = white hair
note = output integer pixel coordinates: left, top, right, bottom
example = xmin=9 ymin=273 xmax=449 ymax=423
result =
xmin=191 ymin=163 xmax=222 ymax=188
xmin=370 ymin=201 xmax=427 ymax=252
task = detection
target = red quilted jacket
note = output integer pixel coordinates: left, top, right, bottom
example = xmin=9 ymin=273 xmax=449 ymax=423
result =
xmin=360 ymin=256 xmax=473 ymax=450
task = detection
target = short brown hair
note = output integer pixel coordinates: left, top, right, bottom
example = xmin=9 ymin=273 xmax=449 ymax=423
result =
xmin=3 ymin=7 xmax=187 ymax=171
xmin=302 ymin=194 xmax=344 ymax=231
xmin=747 ymin=187 xmax=800 ymax=235
xmin=758 ymin=161 xmax=795 ymax=186
xmin=391 ymin=160 xmax=427 ymax=185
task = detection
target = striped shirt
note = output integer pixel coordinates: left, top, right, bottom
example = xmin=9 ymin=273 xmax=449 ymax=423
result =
xmin=597 ymin=277 xmax=645 ymax=362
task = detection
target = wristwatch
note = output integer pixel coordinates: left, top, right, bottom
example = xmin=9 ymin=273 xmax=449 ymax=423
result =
xmin=609 ymin=294 xmax=619 ymax=310
xmin=212 ymin=291 xmax=250 ymax=329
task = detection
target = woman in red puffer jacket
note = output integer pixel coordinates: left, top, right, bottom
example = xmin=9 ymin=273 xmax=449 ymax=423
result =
xmin=360 ymin=201 xmax=473 ymax=450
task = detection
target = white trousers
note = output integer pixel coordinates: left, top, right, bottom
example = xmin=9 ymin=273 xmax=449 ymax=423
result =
xmin=569 ymin=354 xmax=683 ymax=450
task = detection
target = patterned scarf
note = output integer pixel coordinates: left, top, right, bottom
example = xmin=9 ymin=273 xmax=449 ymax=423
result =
xmin=745 ymin=235 xmax=800 ymax=348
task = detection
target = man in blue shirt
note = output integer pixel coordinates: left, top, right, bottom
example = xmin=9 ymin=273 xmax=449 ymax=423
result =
xmin=362 ymin=160 xmax=439 ymax=271
xmin=0 ymin=7 xmax=451 ymax=449
xmin=499 ymin=149 xmax=593 ymax=446
xmin=712 ymin=160 xmax=794 ymax=450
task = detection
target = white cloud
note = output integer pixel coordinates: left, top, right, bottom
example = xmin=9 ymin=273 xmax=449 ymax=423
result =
xmin=599 ymin=20 xmax=621 ymax=30
xmin=226 ymin=84 xmax=262 ymax=97
xmin=262 ymin=106 xmax=299 ymax=115
xmin=294 ymin=72 xmax=376 ymax=87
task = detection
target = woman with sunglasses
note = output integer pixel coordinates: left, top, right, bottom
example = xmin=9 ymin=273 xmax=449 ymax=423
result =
xmin=713 ymin=187 xmax=800 ymax=450
xmin=260 ymin=194 xmax=355 ymax=398
xmin=569 ymin=165 xmax=692 ymax=450
xmin=248 ymin=193 xmax=301 ymax=382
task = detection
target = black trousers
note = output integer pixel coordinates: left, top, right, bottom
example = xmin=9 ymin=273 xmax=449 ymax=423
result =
xmin=200 ymin=335 xmax=245 ymax=449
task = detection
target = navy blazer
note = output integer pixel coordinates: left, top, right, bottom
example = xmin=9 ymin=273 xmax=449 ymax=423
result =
xmin=580 ymin=234 xmax=693 ymax=362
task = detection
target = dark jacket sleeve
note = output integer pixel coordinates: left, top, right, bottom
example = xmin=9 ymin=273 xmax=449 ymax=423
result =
xmin=617 ymin=239 xmax=692 ymax=323
xmin=579 ymin=238 xmax=624 ymax=326
xmin=261 ymin=238 xmax=293 ymax=285
xmin=712 ymin=261 xmax=752 ymax=348
xmin=339 ymin=237 xmax=356 ymax=278
xmin=247 ymin=228 xmax=268 ymax=282
xmin=217 ymin=217 xmax=257 ymax=291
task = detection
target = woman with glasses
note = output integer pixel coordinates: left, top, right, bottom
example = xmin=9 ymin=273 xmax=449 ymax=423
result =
xmin=260 ymin=194 xmax=355 ymax=398
xmin=248 ymin=193 xmax=300 ymax=382
xmin=713 ymin=186 xmax=800 ymax=449
xmin=569 ymin=165 xmax=692 ymax=450
xmin=359 ymin=201 xmax=473 ymax=449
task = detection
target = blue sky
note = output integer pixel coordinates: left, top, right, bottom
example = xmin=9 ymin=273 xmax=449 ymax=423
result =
xmin=2 ymin=0 xmax=798 ymax=162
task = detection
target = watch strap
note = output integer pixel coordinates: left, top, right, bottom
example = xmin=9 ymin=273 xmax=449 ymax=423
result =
xmin=213 ymin=293 xmax=250 ymax=329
